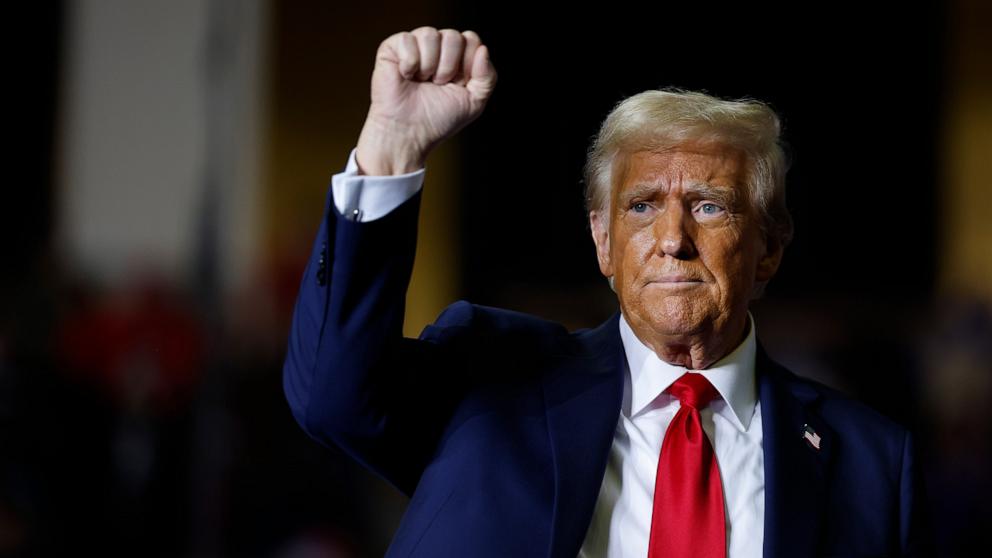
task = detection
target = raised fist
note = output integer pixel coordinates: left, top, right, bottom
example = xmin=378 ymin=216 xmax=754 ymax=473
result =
xmin=355 ymin=27 xmax=498 ymax=175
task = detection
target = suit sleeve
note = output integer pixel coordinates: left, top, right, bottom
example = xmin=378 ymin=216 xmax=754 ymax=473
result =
xmin=899 ymin=430 xmax=936 ymax=557
xmin=282 ymin=157 xmax=462 ymax=496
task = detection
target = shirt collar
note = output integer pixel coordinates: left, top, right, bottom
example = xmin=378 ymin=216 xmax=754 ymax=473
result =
xmin=618 ymin=311 xmax=758 ymax=432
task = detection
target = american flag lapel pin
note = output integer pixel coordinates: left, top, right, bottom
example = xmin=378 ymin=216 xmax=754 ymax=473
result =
xmin=802 ymin=424 xmax=822 ymax=451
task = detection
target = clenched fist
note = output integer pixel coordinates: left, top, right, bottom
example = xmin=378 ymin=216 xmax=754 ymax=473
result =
xmin=355 ymin=27 xmax=498 ymax=176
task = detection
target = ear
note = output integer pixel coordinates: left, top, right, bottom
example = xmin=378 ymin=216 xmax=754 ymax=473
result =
xmin=755 ymin=231 xmax=784 ymax=282
xmin=589 ymin=210 xmax=614 ymax=278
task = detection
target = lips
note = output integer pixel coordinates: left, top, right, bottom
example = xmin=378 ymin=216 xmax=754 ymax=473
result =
xmin=654 ymin=274 xmax=701 ymax=283
xmin=646 ymin=270 xmax=705 ymax=283
xmin=641 ymin=266 xmax=706 ymax=285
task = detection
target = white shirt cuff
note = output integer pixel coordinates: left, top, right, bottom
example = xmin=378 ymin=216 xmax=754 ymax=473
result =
xmin=331 ymin=147 xmax=426 ymax=222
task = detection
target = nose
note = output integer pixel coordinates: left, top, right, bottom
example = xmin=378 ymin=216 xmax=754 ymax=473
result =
xmin=655 ymin=202 xmax=697 ymax=259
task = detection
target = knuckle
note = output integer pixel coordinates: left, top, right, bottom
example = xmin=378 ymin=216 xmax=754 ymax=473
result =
xmin=412 ymin=25 xmax=438 ymax=37
xmin=380 ymin=32 xmax=401 ymax=50
xmin=440 ymin=31 xmax=464 ymax=55
xmin=382 ymin=31 xmax=412 ymax=54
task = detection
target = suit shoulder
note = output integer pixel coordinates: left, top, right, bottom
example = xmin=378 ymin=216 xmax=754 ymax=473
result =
xmin=420 ymin=299 xmax=571 ymax=354
xmin=775 ymin=362 xmax=911 ymax=441
xmin=817 ymin=377 xmax=906 ymax=430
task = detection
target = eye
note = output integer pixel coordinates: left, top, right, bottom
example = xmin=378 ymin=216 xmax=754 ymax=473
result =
xmin=694 ymin=201 xmax=726 ymax=217
xmin=632 ymin=202 xmax=649 ymax=213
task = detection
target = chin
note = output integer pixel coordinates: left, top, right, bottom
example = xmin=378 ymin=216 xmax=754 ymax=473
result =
xmin=650 ymin=319 xmax=706 ymax=338
xmin=636 ymin=298 xmax=711 ymax=338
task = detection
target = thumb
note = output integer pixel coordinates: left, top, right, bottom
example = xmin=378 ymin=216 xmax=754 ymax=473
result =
xmin=466 ymin=45 xmax=497 ymax=102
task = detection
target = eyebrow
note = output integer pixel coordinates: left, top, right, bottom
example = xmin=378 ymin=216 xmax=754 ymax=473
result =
xmin=620 ymin=182 xmax=740 ymax=206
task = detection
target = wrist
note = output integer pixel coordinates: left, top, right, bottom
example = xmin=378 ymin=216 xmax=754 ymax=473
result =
xmin=356 ymin=116 xmax=428 ymax=176
xmin=355 ymin=148 xmax=424 ymax=176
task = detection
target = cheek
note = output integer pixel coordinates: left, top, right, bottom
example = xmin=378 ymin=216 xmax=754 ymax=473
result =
xmin=700 ymin=232 xmax=755 ymax=290
xmin=612 ymin=227 xmax=654 ymax=274
xmin=621 ymin=231 xmax=658 ymax=274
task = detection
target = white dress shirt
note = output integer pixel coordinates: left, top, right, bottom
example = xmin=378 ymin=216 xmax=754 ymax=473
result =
xmin=577 ymin=312 xmax=764 ymax=558
xmin=329 ymin=147 xmax=764 ymax=557
xmin=330 ymin=147 xmax=425 ymax=222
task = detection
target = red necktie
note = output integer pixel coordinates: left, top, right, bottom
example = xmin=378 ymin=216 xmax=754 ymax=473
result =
xmin=648 ymin=372 xmax=727 ymax=558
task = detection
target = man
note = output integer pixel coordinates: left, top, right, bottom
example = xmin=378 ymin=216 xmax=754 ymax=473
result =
xmin=282 ymin=27 xmax=931 ymax=557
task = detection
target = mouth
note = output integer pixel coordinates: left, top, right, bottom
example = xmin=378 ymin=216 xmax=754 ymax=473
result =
xmin=651 ymin=274 xmax=703 ymax=284
xmin=647 ymin=276 xmax=705 ymax=288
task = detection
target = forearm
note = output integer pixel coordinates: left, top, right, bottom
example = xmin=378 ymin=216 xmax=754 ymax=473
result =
xmin=311 ymin=189 xmax=424 ymax=439
xmin=283 ymin=145 xmax=425 ymax=428
xmin=283 ymin=181 xmax=423 ymax=438
xmin=282 ymin=180 xmax=435 ymax=493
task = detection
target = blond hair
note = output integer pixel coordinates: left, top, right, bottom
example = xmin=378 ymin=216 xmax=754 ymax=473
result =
xmin=583 ymin=88 xmax=793 ymax=247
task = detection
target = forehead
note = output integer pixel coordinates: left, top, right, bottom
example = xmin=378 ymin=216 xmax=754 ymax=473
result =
xmin=614 ymin=144 xmax=749 ymax=194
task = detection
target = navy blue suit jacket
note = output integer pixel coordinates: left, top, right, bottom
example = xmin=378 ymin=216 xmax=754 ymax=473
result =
xmin=283 ymin=187 xmax=931 ymax=557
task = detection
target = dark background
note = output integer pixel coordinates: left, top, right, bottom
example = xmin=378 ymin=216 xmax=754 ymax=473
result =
xmin=4 ymin=1 xmax=989 ymax=557
xmin=458 ymin=3 xmax=942 ymax=303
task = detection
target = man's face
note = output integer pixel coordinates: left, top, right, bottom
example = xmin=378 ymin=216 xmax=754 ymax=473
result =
xmin=589 ymin=144 xmax=782 ymax=355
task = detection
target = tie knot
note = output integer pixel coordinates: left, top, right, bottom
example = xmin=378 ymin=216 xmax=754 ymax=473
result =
xmin=668 ymin=372 xmax=718 ymax=409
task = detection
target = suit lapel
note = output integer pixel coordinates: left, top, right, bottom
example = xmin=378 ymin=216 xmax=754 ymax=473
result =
xmin=542 ymin=311 xmax=625 ymax=558
xmin=540 ymin=318 xmax=836 ymax=558
xmin=758 ymin=341 xmax=834 ymax=558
